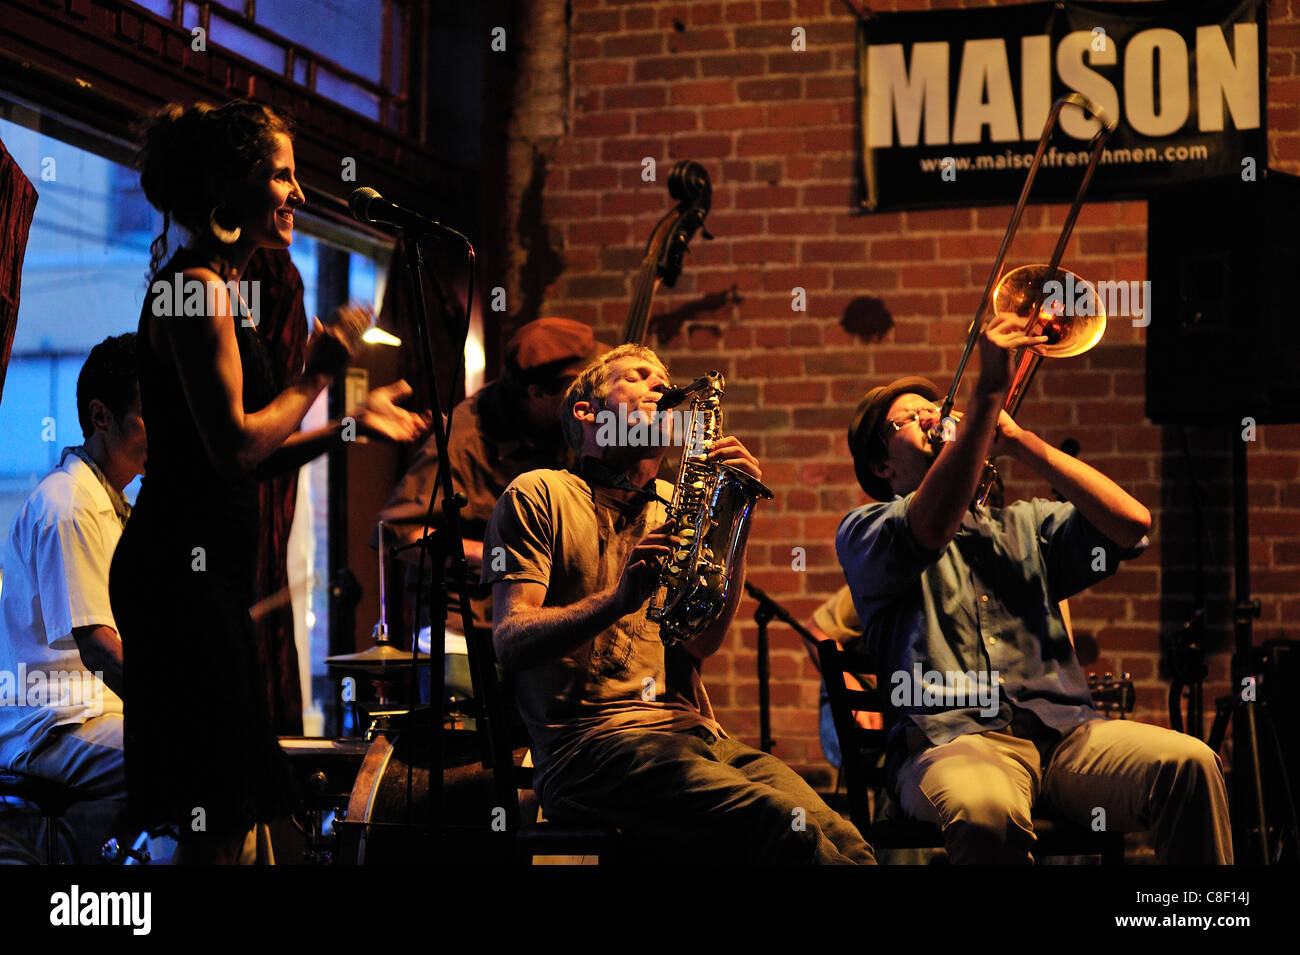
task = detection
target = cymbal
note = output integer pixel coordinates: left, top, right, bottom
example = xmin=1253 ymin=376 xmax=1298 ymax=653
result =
xmin=325 ymin=643 xmax=432 ymax=669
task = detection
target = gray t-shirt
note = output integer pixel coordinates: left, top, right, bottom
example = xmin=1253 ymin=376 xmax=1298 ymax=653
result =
xmin=481 ymin=468 xmax=722 ymax=799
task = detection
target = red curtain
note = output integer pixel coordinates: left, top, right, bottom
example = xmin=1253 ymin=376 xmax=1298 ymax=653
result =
xmin=246 ymin=247 xmax=309 ymax=736
xmin=0 ymin=135 xmax=39 ymax=403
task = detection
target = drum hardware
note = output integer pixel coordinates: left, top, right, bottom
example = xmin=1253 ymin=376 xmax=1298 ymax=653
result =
xmin=278 ymin=736 xmax=371 ymax=864
xmin=100 ymin=826 xmax=179 ymax=865
xmin=327 ymin=520 xmax=432 ymax=734
xmin=930 ymin=93 xmax=1117 ymax=506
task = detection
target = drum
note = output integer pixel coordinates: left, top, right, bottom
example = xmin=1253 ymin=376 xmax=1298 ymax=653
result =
xmin=335 ymin=720 xmax=434 ymax=864
xmin=334 ymin=716 xmax=502 ymax=864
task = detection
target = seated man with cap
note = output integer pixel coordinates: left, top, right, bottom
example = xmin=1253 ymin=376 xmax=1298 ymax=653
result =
xmin=835 ymin=313 xmax=1232 ymax=864
xmin=378 ymin=317 xmax=606 ymax=694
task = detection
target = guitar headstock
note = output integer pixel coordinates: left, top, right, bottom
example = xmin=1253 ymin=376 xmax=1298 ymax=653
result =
xmin=1088 ymin=671 xmax=1136 ymax=718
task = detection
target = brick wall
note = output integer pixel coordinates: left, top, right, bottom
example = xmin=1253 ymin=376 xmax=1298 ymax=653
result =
xmin=527 ymin=0 xmax=1300 ymax=784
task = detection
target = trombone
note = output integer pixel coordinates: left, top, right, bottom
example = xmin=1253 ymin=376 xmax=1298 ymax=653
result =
xmin=934 ymin=93 xmax=1118 ymax=505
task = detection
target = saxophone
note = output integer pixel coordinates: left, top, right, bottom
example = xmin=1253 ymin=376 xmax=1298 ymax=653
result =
xmin=648 ymin=372 xmax=773 ymax=647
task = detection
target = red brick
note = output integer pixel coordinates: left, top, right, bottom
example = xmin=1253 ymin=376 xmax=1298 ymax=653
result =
xmin=667 ymin=28 xmax=731 ymax=52
xmin=733 ymin=240 xmax=797 ymax=264
xmin=804 ymin=128 xmax=857 ymax=157
xmin=575 ymin=60 xmax=630 ymax=85
xmin=574 ymin=111 xmax=632 ymax=137
xmin=724 ymin=2 xmax=759 ymax=24
xmin=737 ymin=77 xmax=803 ymax=100
xmin=805 ymin=74 xmax=855 ymax=100
xmin=801 ymin=184 xmax=856 ymax=207
xmin=785 ymin=155 xmax=817 ymax=179
xmin=600 ymin=137 xmax=666 ymax=162
xmin=735 ymin=184 xmax=798 ymax=207
xmin=702 ymin=104 xmax=766 ymax=129
xmin=603 ymin=85 xmax=667 ymax=109
xmin=670 ymin=79 xmax=737 ymax=105
xmin=768 ymin=101 xmax=838 ymax=126
xmin=870 ymin=237 xmax=938 ymax=261
xmin=768 ymin=50 xmax=833 ymax=73
xmin=636 ymin=110 xmax=699 ymax=134
xmin=700 ymin=52 xmax=767 ymax=76
xmin=736 ymin=129 xmax=803 ymax=156
xmin=764 ymin=379 xmax=828 ymax=404
xmin=672 ymin=133 xmax=734 ymax=156
xmin=801 ymin=239 xmax=867 ymax=263
xmin=602 ymin=32 xmax=665 ymax=57
xmin=762 ymin=265 xmax=830 ymax=290
xmin=693 ymin=3 xmax=725 ymax=26
xmin=573 ymin=10 xmax=620 ymax=34
xmin=630 ymin=57 xmax=695 ymax=83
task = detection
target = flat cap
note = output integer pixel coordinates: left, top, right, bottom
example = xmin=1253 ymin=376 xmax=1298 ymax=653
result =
xmin=505 ymin=317 xmax=607 ymax=384
xmin=847 ymin=375 xmax=941 ymax=501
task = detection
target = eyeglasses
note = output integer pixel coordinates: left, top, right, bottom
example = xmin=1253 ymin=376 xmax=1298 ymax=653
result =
xmin=884 ymin=405 xmax=941 ymax=434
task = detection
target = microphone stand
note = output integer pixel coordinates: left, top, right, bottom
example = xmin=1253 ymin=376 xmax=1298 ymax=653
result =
xmin=743 ymin=582 xmax=819 ymax=754
xmin=393 ymin=227 xmax=486 ymax=849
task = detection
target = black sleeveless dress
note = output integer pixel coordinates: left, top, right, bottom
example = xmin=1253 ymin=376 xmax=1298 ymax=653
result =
xmin=109 ymin=250 xmax=296 ymax=837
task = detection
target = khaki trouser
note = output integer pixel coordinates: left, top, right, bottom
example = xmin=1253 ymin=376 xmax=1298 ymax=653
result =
xmin=896 ymin=718 xmax=1233 ymax=864
xmin=545 ymin=727 xmax=878 ymax=864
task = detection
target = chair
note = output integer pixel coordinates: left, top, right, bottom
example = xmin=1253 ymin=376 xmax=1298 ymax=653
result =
xmin=817 ymin=641 xmax=1123 ymax=864
xmin=460 ymin=623 xmax=622 ymax=865
xmin=0 ymin=771 xmax=83 ymax=864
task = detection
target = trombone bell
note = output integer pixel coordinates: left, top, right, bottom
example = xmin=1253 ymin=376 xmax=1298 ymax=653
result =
xmin=991 ymin=264 xmax=1107 ymax=360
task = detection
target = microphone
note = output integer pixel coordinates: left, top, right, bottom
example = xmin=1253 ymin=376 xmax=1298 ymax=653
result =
xmin=658 ymin=375 xmax=713 ymax=410
xmin=349 ymin=187 xmax=450 ymax=235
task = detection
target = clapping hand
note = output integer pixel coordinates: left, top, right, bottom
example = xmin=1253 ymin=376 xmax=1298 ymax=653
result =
xmin=352 ymin=380 xmax=434 ymax=443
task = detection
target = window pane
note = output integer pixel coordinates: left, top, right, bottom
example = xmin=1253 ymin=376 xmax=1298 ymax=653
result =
xmin=316 ymin=69 xmax=380 ymax=122
xmin=257 ymin=0 xmax=382 ymax=84
xmin=0 ymin=358 xmax=57 ymax=477
xmin=0 ymin=118 xmax=160 ymax=353
xmin=130 ymin=0 xmax=175 ymax=18
xmin=210 ymin=13 xmax=286 ymax=72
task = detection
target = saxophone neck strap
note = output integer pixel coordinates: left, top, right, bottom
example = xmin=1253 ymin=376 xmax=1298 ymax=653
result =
xmin=578 ymin=456 xmax=672 ymax=510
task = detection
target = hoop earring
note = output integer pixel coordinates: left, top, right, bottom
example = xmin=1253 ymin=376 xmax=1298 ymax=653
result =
xmin=209 ymin=207 xmax=241 ymax=244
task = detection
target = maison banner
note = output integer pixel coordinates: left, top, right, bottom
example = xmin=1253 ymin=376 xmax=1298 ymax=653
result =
xmin=858 ymin=0 xmax=1266 ymax=211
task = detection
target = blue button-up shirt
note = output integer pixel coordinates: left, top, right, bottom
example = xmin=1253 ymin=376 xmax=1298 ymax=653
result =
xmin=837 ymin=494 xmax=1147 ymax=758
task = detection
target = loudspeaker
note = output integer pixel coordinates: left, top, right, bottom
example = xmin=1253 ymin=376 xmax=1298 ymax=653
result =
xmin=1146 ymin=171 xmax=1300 ymax=426
xmin=1258 ymin=639 xmax=1300 ymax=864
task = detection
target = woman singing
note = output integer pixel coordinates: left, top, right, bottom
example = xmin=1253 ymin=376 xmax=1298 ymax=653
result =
xmin=110 ymin=100 xmax=430 ymax=863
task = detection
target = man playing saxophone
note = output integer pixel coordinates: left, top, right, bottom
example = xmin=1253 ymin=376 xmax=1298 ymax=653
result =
xmin=482 ymin=343 xmax=875 ymax=863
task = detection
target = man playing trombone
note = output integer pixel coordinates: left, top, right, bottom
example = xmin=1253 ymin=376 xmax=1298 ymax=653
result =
xmin=836 ymin=312 xmax=1232 ymax=864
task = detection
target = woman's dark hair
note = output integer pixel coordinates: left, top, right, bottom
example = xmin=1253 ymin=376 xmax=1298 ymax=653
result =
xmin=136 ymin=100 xmax=294 ymax=275
xmin=77 ymin=333 xmax=139 ymax=440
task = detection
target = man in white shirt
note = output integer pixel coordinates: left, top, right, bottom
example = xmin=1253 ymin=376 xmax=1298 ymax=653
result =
xmin=0 ymin=334 xmax=146 ymax=860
